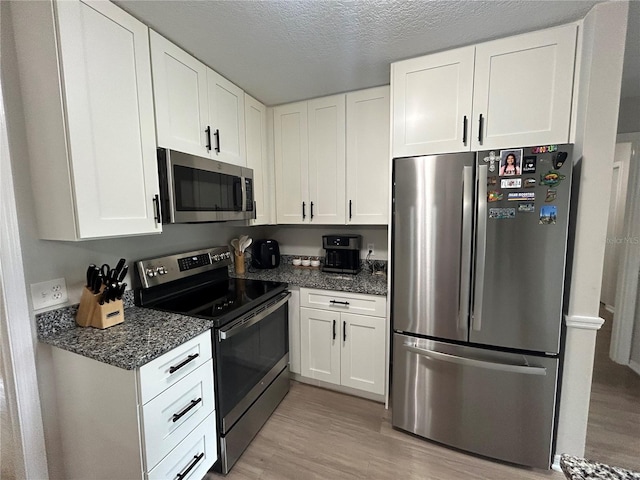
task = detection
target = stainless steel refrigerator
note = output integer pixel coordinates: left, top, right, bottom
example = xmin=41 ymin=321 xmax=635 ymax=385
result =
xmin=391 ymin=145 xmax=573 ymax=469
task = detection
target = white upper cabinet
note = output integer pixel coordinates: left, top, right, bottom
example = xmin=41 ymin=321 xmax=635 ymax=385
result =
xmin=207 ymin=71 xmax=246 ymax=166
xmin=274 ymin=89 xmax=391 ymax=225
xmin=150 ymin=31 xmax=209 ymax=158
xmin=245 ymin=94 xmax=274 ymax=225
xmin=274 ymin=101 xmax=309 ymax=224
xmin=471 ymin=25 xmax=577 ymax=150
xmin=346 ymin=86 xmax=391 ymax=225
xmin=392 ymin=47 xmax=474 ymax=157
xmin=12 ymin=0 xmax=161 ymax=240
xmin=150 ymin=32 xmax=247 ymax=166
xmin=392 ymin=24 xmax=577 ymax=156
xmin=308 ymin=95 xmax=346 ymax=224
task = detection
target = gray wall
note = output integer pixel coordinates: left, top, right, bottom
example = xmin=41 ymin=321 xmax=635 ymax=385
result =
xmin=618 ymin=96 xmax=640 ymax=134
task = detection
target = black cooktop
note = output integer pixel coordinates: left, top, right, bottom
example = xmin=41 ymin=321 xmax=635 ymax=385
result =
xmin=145 ymin=277 xmax=287 ymax=328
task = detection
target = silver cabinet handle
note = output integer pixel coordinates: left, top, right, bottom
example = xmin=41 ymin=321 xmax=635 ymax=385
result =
xmin=459 ymin=165 xmax=473 ymax=331
xmin=219 ymin=292 xmax=290 ymax=340
xmin=405 ymin=344 xmax=546 ymax=376
xmin=473 ymin=164 xmax=488 ymax=331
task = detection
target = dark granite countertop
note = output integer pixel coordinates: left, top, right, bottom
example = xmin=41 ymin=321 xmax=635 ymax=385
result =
xmin=560 ymin=454 xmax=640 ymax=479
xmin=230 ymin=255 xmax=388 ymax=296
xmin=36 ymin=291 xmax=213 ymax=370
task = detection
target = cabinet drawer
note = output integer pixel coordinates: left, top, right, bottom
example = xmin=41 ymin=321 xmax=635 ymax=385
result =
xmin=142 ymin=359 xmax=215 ymax=469
xmin=139 ymin=331 xmax=212 ymax=403
xmin=147 ymin=412 xmax=217 ymax=480
xmin=300 ymin=288 xmax=387 ymax=317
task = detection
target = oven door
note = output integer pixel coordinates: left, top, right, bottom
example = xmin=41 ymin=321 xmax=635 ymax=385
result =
xmin=214 ymin=291 xmax=290 ymax=434
xmin=158 ymin=148 xmax=254 ymax=223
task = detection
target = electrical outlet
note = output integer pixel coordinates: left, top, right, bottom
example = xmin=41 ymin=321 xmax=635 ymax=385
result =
xmin=367 ymin=243 xmax=375 ymax=256
xmin=30 ymin=278 xmax=68 ymax=310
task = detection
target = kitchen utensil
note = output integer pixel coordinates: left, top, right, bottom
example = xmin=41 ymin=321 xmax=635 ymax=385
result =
xmin=231 ymin=238 xmax=240 ymax=253
xmin=86 ymin=264 xmax=96 ymax=287
xmin=114 ymin=258 xmax=126 ymax=276
xmin=238 ymin=235 xmax=250 ymax=253
xmin=92 ymin=272 xmax=103 ymax=294
xmin=116 ymin=265 xmax=129 ymax=282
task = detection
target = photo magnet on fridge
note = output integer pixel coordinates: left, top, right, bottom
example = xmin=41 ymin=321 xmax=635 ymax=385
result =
xmin=522 ymin=156 xmax=537 ymax=173
xmin=518 ymin=203 xmax=536 ymax=213
xmin=507 ymin=192 xmax=535 ymax=201
xmin=487 ymin=176 xmax=497 ymax=186
xmin=524 ymin=177 xmax=537 ymax=188
xmin=539 ymin=205 xmax=557 ymax=225
xmin=489 ymin=208 xmax=516 ymax=219
xmin=499 ymin=149 xmax=523 ymax=176
xmin=501 ymin=178 xmax=522 ymax=189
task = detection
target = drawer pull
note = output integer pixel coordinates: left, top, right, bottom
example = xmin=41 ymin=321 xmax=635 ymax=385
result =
xmin=330 ymin=300 xmax=349 ymax=306
xmin=169 ymin=353 xmax=199 ymax=374
xmin=172 ymin=397 xmax=202 ymax=423
xmin=175 ymin=452 xmax=204 ymax=480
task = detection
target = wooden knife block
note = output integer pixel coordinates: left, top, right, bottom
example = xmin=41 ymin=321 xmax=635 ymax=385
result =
xmin=76 ymin=286 xmax=124 ymax=329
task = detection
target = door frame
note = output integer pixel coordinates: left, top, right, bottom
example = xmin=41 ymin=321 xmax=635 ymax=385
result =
xmin=610 ymin=133 xmax=640 ymax=366
xmin=0 ymin=57 xmax=49 ymax=478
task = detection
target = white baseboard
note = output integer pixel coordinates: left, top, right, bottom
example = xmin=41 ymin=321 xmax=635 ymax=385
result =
xmin=630 ymin=360 xmax=640 ymax=376
xmin=552 ymin=454 xmax=562 ymax=472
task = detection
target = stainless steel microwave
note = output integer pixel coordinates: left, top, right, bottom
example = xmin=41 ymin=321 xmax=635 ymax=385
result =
xmin=157 ymin=148 xmax=254 ymax=223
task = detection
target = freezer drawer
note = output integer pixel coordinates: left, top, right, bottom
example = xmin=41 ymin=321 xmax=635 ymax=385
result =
xmin=392 ymin=333 xmax=558 ymax=469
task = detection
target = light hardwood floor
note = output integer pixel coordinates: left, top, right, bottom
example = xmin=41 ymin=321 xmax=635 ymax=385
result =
xmin=211 ymin=382 xmax=563 ymax=480
xmin=210 ymin=305 xmax=639 ymax=479
xmin=584 ymin=306 xmax=640 ymax=472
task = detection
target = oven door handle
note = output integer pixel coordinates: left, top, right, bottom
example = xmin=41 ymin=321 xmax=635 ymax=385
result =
xmin=218 ymin=292 xmax=291 ymax=341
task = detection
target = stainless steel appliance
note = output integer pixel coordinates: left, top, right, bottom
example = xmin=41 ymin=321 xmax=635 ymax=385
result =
xmin=391 ymin=145 xmax=573 ymax=469
xmin=251 ymin=239 xmax=281 ymax=269
xmin=322 ymin=234 xmax=362 ymax=274
xmin=157 ymin=148 xmax=255 ymax=223
xmin=136 ymin=247 xmax=289 ymax=474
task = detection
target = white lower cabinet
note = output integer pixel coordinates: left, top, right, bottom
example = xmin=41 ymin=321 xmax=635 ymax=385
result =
xmin=50 ymin=331 xmax=216 ymax=479
xmin=299 ymin=288 xmax=387 ymax=396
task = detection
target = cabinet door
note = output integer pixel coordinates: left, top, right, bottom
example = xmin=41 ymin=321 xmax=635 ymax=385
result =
xmin=274 ymin=102 xmax=309 ymax=224
xmin=207 ymin=70 xmax=246 ymax=166
xmin=308 ymin=95 xmax=346 ymax=224
xmin=341 ymin=313 xmax=385 ymax=395
xmin=245 ymin=94 xmax=273 ymax=225
xmin=56 ymin=0 xmax=161 ymax=238
xmin=300 ymin=307 xmax=340 ymax=385
xmin=392 ymin=47 xmax=475 ymax=157
xmin=346 ymin=86 xmax=390 ymax=225
xmin=150 ymin=30 xmax=209 ymax=158
xmin=471 ymin=24 xmax=577 ymax=150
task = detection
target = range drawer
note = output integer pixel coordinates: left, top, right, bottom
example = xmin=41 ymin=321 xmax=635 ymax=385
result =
xmin=142 ymin=359 xmax=215 ymax=469
xmin=147 ymin=412 xmax=217 ymax=480
xmin=300 ymin=287 xmax=387 ymax=318
xmin=138 ymin=330 xmax=212 ymax=403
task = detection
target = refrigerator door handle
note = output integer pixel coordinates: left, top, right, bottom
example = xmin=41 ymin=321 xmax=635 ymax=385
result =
xmin=404 ymin=343 xmax=547 ymax=376
xmin=459 ymin=165 xmax=473 ymax=331
xmin=472 ymin=164 xmax=488 ymax=331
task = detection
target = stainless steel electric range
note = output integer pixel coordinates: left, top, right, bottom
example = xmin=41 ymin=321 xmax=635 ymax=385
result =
xmin=136 ymin=246 xmax=290 ymax=474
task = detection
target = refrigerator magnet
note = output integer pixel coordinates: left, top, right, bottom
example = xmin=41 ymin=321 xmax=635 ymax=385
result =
xmin=501 ymin=178 xmax=522 ymax=189
xmin=488 ymin=190 xmax=503 ymax=202
xmin=540 ymin=170 xmax=566 ymax=187
xmin=545 ymin=189 xmax=557 ymax=202
xmin=553 ymin=151 xmax=568 ymax=170
xmin=482 ymin=151 xmax=498 ymax=172
xmin=507 ymin=192 xmax=535 ymax=201
xmin=524 ymin=178 xmax=537 ymax=188
xmin=499 ymin=149 xmax=523 ymax=176
xmin=522 ymin=156 xmax=537 ymax=173
xmin=539 ymin=205 xmax=557 ymax=225
xmin=518 ymin=203 xmax=536 ymax=213
xmin=489 ymin=208 xmax=516 ymax=219
xmin=487 ymin=176 xmax=497 ymax=186
xmin=531 ymin=145 xmax=559 ymax=154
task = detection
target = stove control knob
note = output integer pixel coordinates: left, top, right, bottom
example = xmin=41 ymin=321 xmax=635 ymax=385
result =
xmin=224 ymin=252 xmax=231 ymax=259
xmin=212 ymin=254 xmax=220 ymax=262
xmin=146 ymin=268 xmax=156 ymax=277
xmin=156 ymin=266 xmax=167 ymax=275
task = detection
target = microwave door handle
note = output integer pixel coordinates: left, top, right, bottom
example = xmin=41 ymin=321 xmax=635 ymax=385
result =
xmin=218 ymin=292 xmax=291 ymax=341
xmin=234 ymin=177 xmax=243 ymax=211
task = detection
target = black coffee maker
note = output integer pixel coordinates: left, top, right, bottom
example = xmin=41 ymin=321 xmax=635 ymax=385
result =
xmin=322 ymin=235 xmax=361 ymax=274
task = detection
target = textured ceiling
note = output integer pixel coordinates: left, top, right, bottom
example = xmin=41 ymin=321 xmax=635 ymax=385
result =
xmin=115 ymin=0 xmax=636 ymax=106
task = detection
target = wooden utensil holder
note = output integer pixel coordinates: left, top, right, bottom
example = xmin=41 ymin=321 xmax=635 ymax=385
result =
xmin=76 ymin=286 xmax=124 ymax=329
xmin=234 ymin=252 xmax=245 ymax=274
